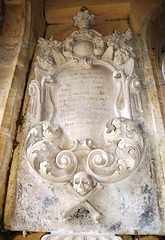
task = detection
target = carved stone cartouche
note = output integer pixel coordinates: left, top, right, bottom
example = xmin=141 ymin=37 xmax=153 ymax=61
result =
xmin=25 ymin=9 xmax=145 ymax=232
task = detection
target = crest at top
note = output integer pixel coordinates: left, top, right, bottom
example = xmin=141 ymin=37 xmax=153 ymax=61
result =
xmin=73 ymin=8 xmax=95 ymax=30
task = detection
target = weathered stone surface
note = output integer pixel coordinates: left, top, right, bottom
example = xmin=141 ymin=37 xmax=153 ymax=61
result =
xmin=0 ymin=133 xmax=12 ymax=217
xmin=45 ymin=0 xmax=163 ymax=35
xmin=0 ymin=233 xmax=161 ymax=240
xmin=134 ymin=4 xmax=165 ymax=232
xmin=92 ymin=20 xmax=129 ymax=36
xmin=1 ymin=0 xmax=165 ymax=239
xmin=4 ymin=46 xmax=41 ymax=227
xmin=5 ymin=9 xmax=162 ymax=235
xmin=0 ymin=0 xmax=46 ymax=227
xmin=129 ymin=0 xmax=163 ymax=35
xmin=0 ymin=0 xmax=26 ymax=221
xmin=45 ymin=20 xmax=129 ymax=40
xmin=29 ymin=0 xmax=46 ymax=60
xmin=8 ymin=160 xmax=160 ymax=234
xmin=45 ymin=0 xmax=130 ymax=24
xmin=45 ymin=24 xmax=76 ymax=40
xmin=144 ymin=1 xmax=165 ymax=128
xmin=0 ymin=0 xmax=4 ymax=36
xmin=0 ymin=232 xmax=45 ymax=240
xmin=1 ymin=1 xmax=23 ymax=44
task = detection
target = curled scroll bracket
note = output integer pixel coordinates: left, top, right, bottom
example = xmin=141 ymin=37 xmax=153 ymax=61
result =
xmin=87 ymin=117 xmax=144 ymax=183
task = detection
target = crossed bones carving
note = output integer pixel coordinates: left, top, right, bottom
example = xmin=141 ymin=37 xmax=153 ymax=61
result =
xmin=61 ymin=172 xmax=103 ymax=223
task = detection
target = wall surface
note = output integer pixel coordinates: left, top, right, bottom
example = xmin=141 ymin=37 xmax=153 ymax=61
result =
xmin=0 ymin=0 xmax=165 ymax=239
xmin=0 ymin=0 xmax=45 ymax=229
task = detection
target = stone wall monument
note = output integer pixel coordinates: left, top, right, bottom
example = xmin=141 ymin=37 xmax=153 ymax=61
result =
xmin=6 ymin=9 xmax=161 ymax=238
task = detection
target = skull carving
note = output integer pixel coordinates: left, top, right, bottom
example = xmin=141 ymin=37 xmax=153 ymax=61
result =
xmin=73 ymin=171 xmax=93 ymax=195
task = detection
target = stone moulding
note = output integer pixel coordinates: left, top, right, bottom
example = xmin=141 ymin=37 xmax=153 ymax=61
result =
xmin=41 ymin=234 xmax=122 ymax=240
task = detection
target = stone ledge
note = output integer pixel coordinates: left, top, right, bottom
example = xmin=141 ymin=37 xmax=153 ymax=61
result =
xmin=0 ymin=132 xmax=12 ymax=217
xmin=45 ymin=20 xmax=129 ymax=40
xmin=45 ymin=1 xmax=130 ymax=24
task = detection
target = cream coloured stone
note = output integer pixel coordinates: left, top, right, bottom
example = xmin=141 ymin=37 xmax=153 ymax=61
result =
xmin=73 ymin=171 xmax=94 ymax=195
xmin=6 ymin=8 xmax=161 ymax=236
xmin=41 ymin=234 xmax=122 ymax=240
xmin=45 ymin=20 xmax=129 ymax=41
xmin=45 ymin=0 xmax=130 ymax=24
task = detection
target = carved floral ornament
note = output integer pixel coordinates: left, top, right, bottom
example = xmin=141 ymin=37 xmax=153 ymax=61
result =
xmin=26 ymin=9 xmax=145 ymax=225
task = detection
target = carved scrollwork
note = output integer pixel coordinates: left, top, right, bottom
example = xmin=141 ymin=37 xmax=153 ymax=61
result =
xmin=35 ymin=36 xmax=66 ymax=80
xmin=74 ymin=57 xmax=93 ymax=69
xmin=130 ymin=75 xmax=143 ymax=113
xmin=28 ymin=75 xmax=57 ymax=124
xmin=27 ymin=9 xmax=144 ymax=187
xmin=88 ymin=149 xmax=111 ymax=168
xmin=62 ymin=28 xmax=104 ymax=61
xmin=87 ymin=117 xmax=143 ymax=183
xmin=55 ymin=150 xmax=77 ymax=172
xmin=112 ymin=70 xmax=143 ymax=120
xmin=28 ymin=79 xmax=41 ymax=124
xmin=12 ymin=8 xmax=150 ymax=232
xmin=102 ymin=29 xmax=135 ymax=68
xmin=25 ymin=121 xmax=78 ymax=182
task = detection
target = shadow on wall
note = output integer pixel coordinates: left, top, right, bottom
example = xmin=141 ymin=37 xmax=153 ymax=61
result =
xmin=0 ymin=0 xmax=4 ymax=36
xmin=145 ymin=1 xmax=165 ymax=126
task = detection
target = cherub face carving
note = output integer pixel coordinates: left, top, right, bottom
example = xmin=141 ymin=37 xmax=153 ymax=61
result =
xmin=73 ymin=171 xmax=93 ymax=195
xmin=114 ymin=49 xmax=129 ymax=65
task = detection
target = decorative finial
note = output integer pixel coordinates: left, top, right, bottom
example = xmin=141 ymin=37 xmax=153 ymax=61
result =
xmin=73 ymin=8 xmax=95 ymax=30
xmin=80 ymin=6 xmax=88 ymax=12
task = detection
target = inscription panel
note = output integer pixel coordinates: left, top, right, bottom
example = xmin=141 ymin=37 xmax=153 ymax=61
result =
xmin=55 ymin=66 xmax=117 ymax=146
